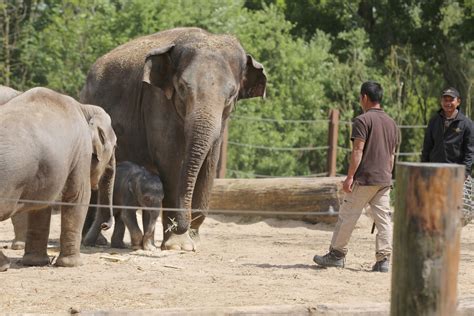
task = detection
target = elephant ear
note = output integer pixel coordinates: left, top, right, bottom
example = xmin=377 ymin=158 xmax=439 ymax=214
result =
xmin=238 ymin=54 xmax=267 ymax=100
xmin=89 ymin=117 xmax=106 ymax=162
xmin=142 ymin=44 xmax=176 ymax=100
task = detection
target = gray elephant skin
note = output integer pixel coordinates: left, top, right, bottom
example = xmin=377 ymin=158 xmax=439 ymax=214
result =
xmin=0 ymin=86 xmax=27 ymax=250
xmin=0 ymin=87 xmax=117 ymax=271
xmin=85 ymin=161 xmax=164 ymax=250
xmin=0 ymin=85 xmax=21 ymax=104
xmin=80 ymin=27 xmax=267 ymax=251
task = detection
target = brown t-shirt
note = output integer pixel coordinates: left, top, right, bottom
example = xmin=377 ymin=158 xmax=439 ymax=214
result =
xmin=351 ymin=108 xmax=399 ymax=186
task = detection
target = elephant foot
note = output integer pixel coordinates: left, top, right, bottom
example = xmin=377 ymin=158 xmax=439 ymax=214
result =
xmin=110 ymin=240 xmax=126 ymax=249
xmin=161 ymin=232 xmax=195 ymax=251
xmin=96 ymin=233 xmax=108 ymax=246
xmin=82 ymin=237 xmax=96 ymax=247
xmin=142 ymin=238 xmax=156 ymax=251
xmin=11 ymin=240 xmax=26 ymax=250
xmin=83 ymin=232 xmax=108 ymax=247
xmin=55 ymin=254 xmax=83 ymax=267
xmin=130 ymin=235 xmax=143 ymax=250
xmin=22 ymin=253 xmax=50 ymax=266
xmin=0 ymin=252 xmax=10 ymax=272
xmin=131 ymin=244 xmax=142 ymax=251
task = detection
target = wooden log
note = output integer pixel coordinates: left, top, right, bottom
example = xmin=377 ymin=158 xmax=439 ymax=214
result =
xmin=210 ymin=177 xmax=343 ymax=224
xmin=391 ymin=162 xmax=464 ymax=316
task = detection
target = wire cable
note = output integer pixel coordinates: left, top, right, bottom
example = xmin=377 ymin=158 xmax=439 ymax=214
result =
xmin=0 ymin=197 xmax=340 ymax=216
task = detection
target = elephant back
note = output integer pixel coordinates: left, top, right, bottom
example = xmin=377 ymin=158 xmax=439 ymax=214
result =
xmin=0 ymin=86 xmax=21 ymax=105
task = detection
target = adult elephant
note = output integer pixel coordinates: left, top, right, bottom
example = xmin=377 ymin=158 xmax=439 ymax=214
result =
xmin=80 ymin=27 xmax=266 ymax=251
xmin=0 ymin=87 xmax=116 ymax=271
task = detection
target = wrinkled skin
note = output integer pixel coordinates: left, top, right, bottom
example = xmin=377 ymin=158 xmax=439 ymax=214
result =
xmin=84 ymin=161 xmax=164 ymax=250
xmin=0 ymin=86 xmax=27 ymax=250
xmin=10 ymin=211 xmax=27 ymax=250
xmin=81 ymin=27 xmax=266 ymax=251
xmin=0 ymin=87 xmax=117 ymax=271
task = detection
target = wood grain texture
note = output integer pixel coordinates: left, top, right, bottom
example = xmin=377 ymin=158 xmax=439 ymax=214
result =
xmin=391 ymin=162 xmax=464 ymax=316
xmin=210 ymin=177 xmax=343 ymax=224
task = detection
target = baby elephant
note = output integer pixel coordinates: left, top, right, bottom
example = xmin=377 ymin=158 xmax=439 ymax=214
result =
xmin=86 ymin=161 xmax=164 ymax=250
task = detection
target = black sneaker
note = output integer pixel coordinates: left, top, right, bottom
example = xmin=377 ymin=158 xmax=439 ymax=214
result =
xmin=313 ymin=251 xmax=345 ymax=268
xmin=372 ymin=258 xmax=389 ymax=272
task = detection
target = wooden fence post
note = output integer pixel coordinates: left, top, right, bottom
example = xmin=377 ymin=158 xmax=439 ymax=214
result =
xmin=327 ymin=109 xmax=339 ymax=177
xmin=216 ymin=123 xmax=229 ymax=178
xmin=391 ymin=162 xmax=464 ymax=316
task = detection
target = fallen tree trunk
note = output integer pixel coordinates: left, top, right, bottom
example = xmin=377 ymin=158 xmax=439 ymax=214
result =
xmin=210 ymin=177 xmax=344 ymax=224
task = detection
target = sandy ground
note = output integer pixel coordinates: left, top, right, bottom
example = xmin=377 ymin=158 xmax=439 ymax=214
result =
xmin=0 ymin=213 xmax=473 ymax=314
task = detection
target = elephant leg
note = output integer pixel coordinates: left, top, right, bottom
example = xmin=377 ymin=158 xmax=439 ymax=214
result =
xmin=82 ymin=205 xmax=96 ymax=238
xmin=55 ymin=175 xmax=91 ymax=268
xmin=23 ymin=208 xmax=52 ymax=266
xmin=161 ymin=208 xmax=195 ymax=251
xmin=121 ymin=210 xmax=143 ymax=250
xmin=11 ymin=212 xmax=28 ymax=250
xmin=111 ymin=210 xmax=126 ymax=248
xmin=82 ymin=193 xmax=107 ymax=246
xmin=55 ymin=203 xmax=88 ymax=267
xmin=142 ymin=210 xmax=159 ymax=251
xmin=83 ymin=206 xmax=110 ymax=247
xmin=0 ymin=251 xmax=10 ymax=272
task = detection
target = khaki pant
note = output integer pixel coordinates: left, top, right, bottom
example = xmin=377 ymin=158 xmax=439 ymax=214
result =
xmin=330 ymin=183 xmax=392 ymax=262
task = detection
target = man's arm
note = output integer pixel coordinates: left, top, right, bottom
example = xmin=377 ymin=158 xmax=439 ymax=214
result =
xmin=343 ymin=138 xmax=365 ymax=193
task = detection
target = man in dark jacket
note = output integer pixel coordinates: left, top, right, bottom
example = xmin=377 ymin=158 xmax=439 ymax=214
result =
xmin=421 ymin=87 xmax=473 ymax=177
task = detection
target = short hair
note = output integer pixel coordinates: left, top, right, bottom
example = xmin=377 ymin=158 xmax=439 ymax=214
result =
xmin=360 ymin=81 xmax=383 ymax=103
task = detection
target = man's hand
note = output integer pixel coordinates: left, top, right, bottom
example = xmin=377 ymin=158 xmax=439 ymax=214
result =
xmin=343 ymin=176 xmax=354 ymax=193
xmin=343 ymin=138 xmax=364 ymax=193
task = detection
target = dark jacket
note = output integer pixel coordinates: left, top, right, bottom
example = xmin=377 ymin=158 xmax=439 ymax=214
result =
xmin=421 ymin=109 xmax=474 ymax=175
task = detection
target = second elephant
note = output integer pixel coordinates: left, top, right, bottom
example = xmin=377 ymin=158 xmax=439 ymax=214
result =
xmin=0 ymin=87 xmax=116 ymax=271
xmin=84 ymin=161 xmax=164 ymax=250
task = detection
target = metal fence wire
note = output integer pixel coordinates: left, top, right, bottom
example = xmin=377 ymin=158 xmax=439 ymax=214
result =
xmin=463 ymin=176 xmax=473 ymax=226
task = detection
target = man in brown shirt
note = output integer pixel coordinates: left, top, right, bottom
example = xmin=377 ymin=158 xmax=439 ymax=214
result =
xmin=313 ymin=81 xmax=399 ymax=272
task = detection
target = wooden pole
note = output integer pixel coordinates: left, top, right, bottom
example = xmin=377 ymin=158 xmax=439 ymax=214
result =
xmin=391 ymin=162 xmax=464 ymax=316
xmin=216 ymin=123 xmax=228 ymax=178
xmin=327 ymin=109 xmax=339 ymax=176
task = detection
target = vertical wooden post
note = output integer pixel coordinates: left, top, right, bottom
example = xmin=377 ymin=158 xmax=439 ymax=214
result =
xmin=391 ymin=162 xmax=464 ymax=316
xmin=327 ymin=109 xmax=339 ymax=177
xmin=216 ymin=123 xmax=228 ymax=178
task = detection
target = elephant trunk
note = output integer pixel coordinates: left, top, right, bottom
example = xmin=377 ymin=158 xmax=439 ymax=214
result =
xmin=98 ymin=154 xmax=116 ymax=230
xmin=175 ymin=111 xmax=221 ymax=233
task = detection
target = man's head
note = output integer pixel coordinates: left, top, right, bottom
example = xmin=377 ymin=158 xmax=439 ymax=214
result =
xmin=441 ymin=87 xmax=461 ymax=118
xmin=359 ymin=81 xmax=383 ymax=111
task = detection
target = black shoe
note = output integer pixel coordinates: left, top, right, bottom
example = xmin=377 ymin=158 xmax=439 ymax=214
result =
xmin=372 ymin=258 xmax=389 ymax=272
xmin=313 ymin=251 xmax=345 ymax=268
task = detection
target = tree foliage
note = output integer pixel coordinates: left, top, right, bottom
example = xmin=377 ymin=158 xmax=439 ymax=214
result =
xmin=1 ymin=0 xmax=472 ymax=177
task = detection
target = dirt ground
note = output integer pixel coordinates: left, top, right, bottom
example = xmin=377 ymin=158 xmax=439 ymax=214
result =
xmin=0 ymin=213 xmax=473 ymax=314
